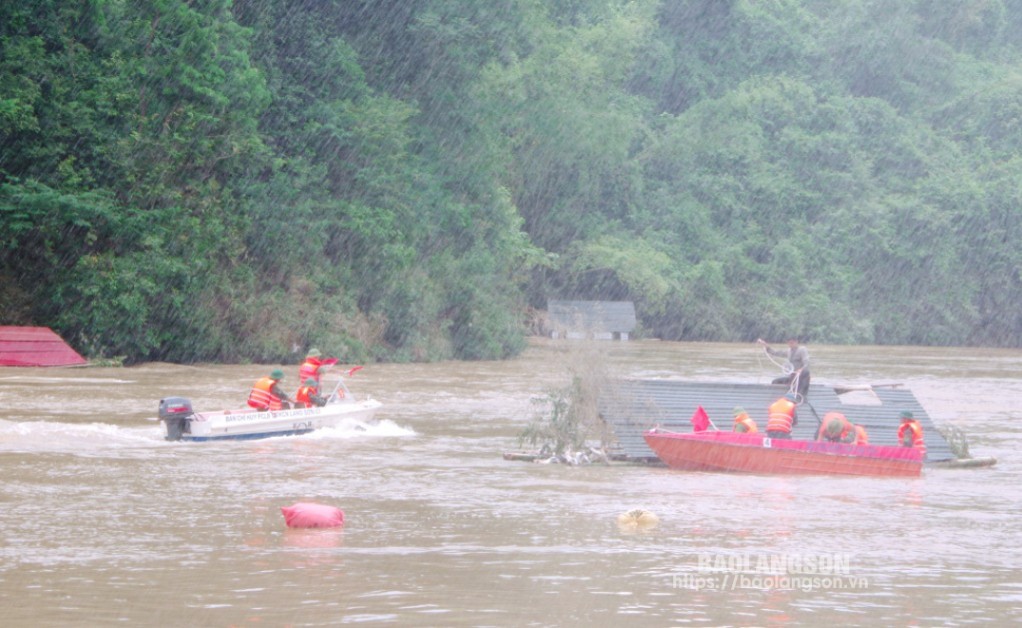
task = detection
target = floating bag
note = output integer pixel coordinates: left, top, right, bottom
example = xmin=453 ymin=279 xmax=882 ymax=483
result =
xmin=281 ymin=502 xmax=345 ymax=528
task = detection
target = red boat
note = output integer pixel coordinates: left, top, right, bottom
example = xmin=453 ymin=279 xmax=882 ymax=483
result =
xmin=644 ymin=428 xmax=923 ymax=477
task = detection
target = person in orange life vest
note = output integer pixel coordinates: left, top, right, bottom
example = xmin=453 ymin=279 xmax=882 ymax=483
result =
xmin=298 ymin=348 xmax=328 ymax=391
xmin=732 ymin=407 xmax=758 ymax=433
xmin=766 ymin=393 xmax=798 ymax=439
xmin=817 ymin=412 xmax=869 ymax=445
xmin=897 ymin=411 xmax=926 ymax=457
xmin=817 ymin=411 xmax=852 ymax=442
xmin=247 ymin=369 xmax=293 ymax=411
xmin=295 ymin=377 xmax=328 ymax=408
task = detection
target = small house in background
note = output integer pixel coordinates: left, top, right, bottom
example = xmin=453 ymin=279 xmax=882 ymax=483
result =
xmin=546 ymin=300 xmax=637 ymax=340
xmin=0 ymin=326 xmax=87 ymax=367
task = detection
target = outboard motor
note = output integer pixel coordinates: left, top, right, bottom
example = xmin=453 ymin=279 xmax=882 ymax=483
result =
xmin=158 ymin=397 xmax=194 ymax=441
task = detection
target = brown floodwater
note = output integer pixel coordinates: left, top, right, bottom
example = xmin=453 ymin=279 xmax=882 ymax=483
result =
xmin=1 ymin=338 xmax=1019 ymax=626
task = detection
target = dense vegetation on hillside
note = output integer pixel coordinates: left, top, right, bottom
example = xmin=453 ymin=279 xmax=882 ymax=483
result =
xmin=3 ymin=0 xmax=1021 ymax=363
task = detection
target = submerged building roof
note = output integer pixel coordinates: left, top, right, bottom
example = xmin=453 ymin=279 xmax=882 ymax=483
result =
xmin=547 ymin=300 xmax=636 ymax=336
xmin=598 ymin=379 xmax=954 ymax=463
xmin=0 ymin=326 xmax=87 ymax=367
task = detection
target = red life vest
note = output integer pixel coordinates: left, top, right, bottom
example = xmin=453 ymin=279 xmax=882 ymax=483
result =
xmin=767 ymin=398 xmax=796 ymax=433
xmin=898 ymin=420 xmax=926 ymax=456
xmin=248 ymin=377 xmax=283 ymax=410
xmin=295 ymin=385 xmax=315 ymax=408
xmin=299 ymin=358 xmax=324 ymax=386
xmin=733 ymin=413 xmax=758 ymax=433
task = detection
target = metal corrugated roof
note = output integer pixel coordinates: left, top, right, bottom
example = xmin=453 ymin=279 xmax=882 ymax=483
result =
xmin=598 ymin=379 xmax=953 ymax=463
xmin=547 ymin=300 xmax=637 ymax=334
xmin=0 ymin=326 xmax=87 ymax=367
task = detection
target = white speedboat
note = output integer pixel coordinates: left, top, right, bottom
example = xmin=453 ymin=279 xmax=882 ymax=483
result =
xmin=158 ymin=380 xmax=381 ymax=441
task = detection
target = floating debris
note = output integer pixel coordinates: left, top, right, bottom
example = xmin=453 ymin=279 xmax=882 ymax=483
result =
xmin=532 ymin=445 xmax=610 ymax=466
xmin=936 ymin=423 xmax=971 ymax=459
xmin=616 ymin=509 xmax=659 ymax=530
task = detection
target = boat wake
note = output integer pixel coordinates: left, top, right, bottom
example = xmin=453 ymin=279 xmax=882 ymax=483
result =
xmin=0 ymin=418 xmax=163 ymax=455
xmin=302 ymin=418 xmax=415 ymax=440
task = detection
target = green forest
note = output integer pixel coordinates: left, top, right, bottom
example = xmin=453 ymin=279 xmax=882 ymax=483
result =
xmin=3 ymin=0 xmax=1022 ymax=363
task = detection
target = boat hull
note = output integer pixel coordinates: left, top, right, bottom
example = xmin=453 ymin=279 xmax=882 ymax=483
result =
xmin=171 ymin=399 xmax=382 ymax=442
xmin=644 ymin=430 xmax=922 ymax=477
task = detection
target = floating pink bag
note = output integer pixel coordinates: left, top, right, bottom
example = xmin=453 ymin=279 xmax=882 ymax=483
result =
xmin=281 ymin=502 xmax=345 ymax=528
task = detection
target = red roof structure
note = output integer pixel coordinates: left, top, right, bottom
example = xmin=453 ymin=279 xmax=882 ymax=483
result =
xmin=0 ymin=326 xmax=87 ymax=367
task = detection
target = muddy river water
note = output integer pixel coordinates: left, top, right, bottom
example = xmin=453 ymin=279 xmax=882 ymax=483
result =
xmin=1 ymin=339 xmax=1019 ymax=626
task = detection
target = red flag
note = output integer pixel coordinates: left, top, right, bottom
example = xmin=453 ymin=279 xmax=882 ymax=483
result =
xmin=347 ymin=365 xmax=363 ymax=377
xmin=691 ymin=406 xmax=710 ymax=433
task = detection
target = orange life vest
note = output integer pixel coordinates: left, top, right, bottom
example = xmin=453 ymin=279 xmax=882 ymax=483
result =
xmin=852 ymin=424 xmax=869 ymax=445
xmin=733 ymin=412 xmax=758 ymax=433
xmin=295 ymin=385 xmax=315 ymax=408
xmin=248 ymin=377 xmax=283 ymax=411
xmin=898 ymin=420 xmax=926 ymax=456
xmin=767 ymin=398 xmax=796 ymax=433
xmin=299 ymin=358 xmax=324 ymax=386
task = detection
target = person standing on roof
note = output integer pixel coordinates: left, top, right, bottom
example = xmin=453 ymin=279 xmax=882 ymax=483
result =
xmin=758 ymin=336 xmax=811 ymax=400
xmin=248 ymin=369 xmax=293 ymax=411
xmin=766 ymin=393 xmax=798 ymax=439
xmin=897 ymin=411 xmax=926 ymax=458
xmin=732 ymin=407 xmax=758 ymax=433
